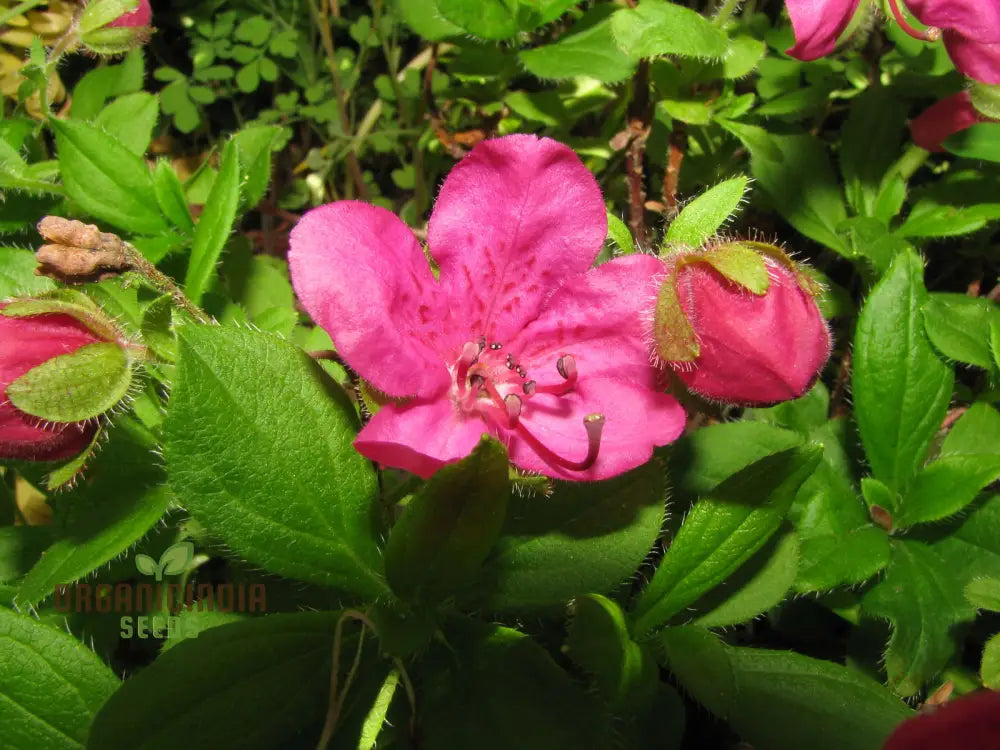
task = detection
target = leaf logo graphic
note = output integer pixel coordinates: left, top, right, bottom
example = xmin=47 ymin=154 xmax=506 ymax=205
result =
xmin=134 ymin=542 xmax=194 ymax=582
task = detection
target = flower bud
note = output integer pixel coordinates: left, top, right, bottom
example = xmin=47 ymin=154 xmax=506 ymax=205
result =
xmin=79 ymin=0 xmax=152 ymax=55
xmin=883 ymin=689 xmax=1000 ymax=750
xmin=654 ymin=242 xmax=831 ymax=406
xmin=910 ymin=92 xmax=990 ymax=152
xmin=0 ymin=291 xmax=135 ymax=462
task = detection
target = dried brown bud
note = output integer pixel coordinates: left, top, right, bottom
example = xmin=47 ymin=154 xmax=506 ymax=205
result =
xmin=35 ymin=217 xmax=130 ymax=282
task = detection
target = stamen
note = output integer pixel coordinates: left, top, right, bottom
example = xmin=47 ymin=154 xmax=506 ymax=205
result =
xmin=535 ymin=355 xmax=579 ymax=396
xmin=523 ymin=380 xmax=536 ymax=396
xmin=477 ymin=335 xmax=486 ymax=353
xmin=516 ymin=366 xmax=527 ymax=378
xmin=455 ymin=341 xmax=480 ymax=394
xmin=505 ymin=354 xmax=516 ymax=370
xmin=504 ymin=394 xmax=522 ymax=426
xmin=887 ymin=0 xmax=941 ymax=41
xmin=490 ymin=342 xmax=502 ymax=350
xmin=516 ymin=413 xmax=605 ymax=472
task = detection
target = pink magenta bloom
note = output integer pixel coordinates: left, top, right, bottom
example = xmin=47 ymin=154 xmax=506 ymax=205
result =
xmin=906 ymin=0 xmax=1000 ymax=83
xmin=289 ymin=135 xmax=685 ymax=480
xmin=883 ymin=690 xmax=1000 ymax=750
xmin=0 ymin=308 xmax=99 ymax=461
xmin=785 ymin=0 xmax=862 ymax=61
xmin=109 ymin=0 xmax=152 ymax=28
xmin=668 ymin=257 xmax=831 ymax=406
xmin=910 ymin=91 xmax=989 ymax=151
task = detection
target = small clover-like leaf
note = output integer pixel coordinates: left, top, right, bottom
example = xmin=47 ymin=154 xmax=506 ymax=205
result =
xmin=134 ymin=553 xmax=157 ymax=577
xmin=159 ymin=542 xmax=195 ymax=576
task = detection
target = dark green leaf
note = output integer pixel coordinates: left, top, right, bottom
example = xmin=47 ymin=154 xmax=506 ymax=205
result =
xmin=520 ymin=17 xmax=638 ymax=84
xmin=610 ymin=0 xmax=728 ymax=60
xmin=922 ymin=293 xmax=1000 ymax=370
xmin=840 ymin=87 xmax=906 ymax=217
xmin=896 ymin=454 xmax=1000 ymax=527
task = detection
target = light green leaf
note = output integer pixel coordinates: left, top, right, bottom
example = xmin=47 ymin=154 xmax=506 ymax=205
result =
xmin=943 ymin=403 xmax=1000 ymax=457
xmin=853 ymin=250 xmax=953 ymax=492
xmin=896 ymin=454 xmax=1000 ymax=527
xmin=983 ymin=633 xmax=1000 ymax=689
xmin=0 ymin=608 xmax=119 ymax=749
xmin=606 ymin=212 xmax=636 ymax=254
xmin=922 ymin=293 xmax=1000 ymax=370
xmin=942 ymin=122 xmax=1000 ymax=162
xmin=140 ymin=294 xmax=177 ymax=362
xmin=664 ymin=176 xmax=748 ymax=248
xmin=232 ymin=125 xmax=282 ymax=210
xmin=0 ymin=247 xmax=56 ymax=297
xmin=94 ymin=92 xmax=158 ymax=156
xmin=965 ymin=577 xmax=1000 ymax=611
xmin=436 ymin=0 xmax=519 ymax=39
xmin=357 ymin=669 xmax=400 ymax=750
xmin=185 ymin=139 xmax=241 ymax=304
xmin=610 ymin=0 xmax=728 ymax=60
xmin=152 ymin=160 xmax=195 ymax=234
xmin=520 ymin=17 xmax=638 ymax=84
xmin=71 ymin=49 xmax=144 ymax=121
xmin=164 ymin=325 xmax=387 ymax=597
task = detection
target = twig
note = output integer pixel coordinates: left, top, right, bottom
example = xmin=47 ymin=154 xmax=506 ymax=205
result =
xmin=663 ymin=120 xmax=686 ymax=218
xmin=625 ymin=60 xmax=650 ymax=248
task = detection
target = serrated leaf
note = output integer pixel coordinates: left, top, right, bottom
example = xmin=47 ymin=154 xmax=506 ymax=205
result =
xmin=466 ymin=461 xmax=665 ymax=613
xmin=853 ymin=250 xmax=953 ymax=492
xmin=943 ymin=403 xmax=1000 ymax=457
xmin=965 ymin=577 xmax=1000 ymax=611
xmin=0 ymin=247 xmax=56 ymax=297
xmin=185 ymin=139 xmax=241 ymax=304
xmin=896 ymin=454 xmax=1000 ymax=527
xmin=140 ymin=293 xmax=177 ymax=362
xmin=8 ymin=342 xmax=132 ymax=422
xmin=664 ymin=176 xmax=749 ymax=248
xmin=610 ymin=0 xmax=728 ymax=60
xmin=94 ymin=92 xmax=158 ymax=156
xmin=232 ymin=125 xmax=282 ymax=210
xmin=385 ymin=437 xmax=509 ymax=605
xmin=163 ymin=325 xmax=387 ymax=597
xmin=520 ymin=16 xmax=638 ymax=84
xmin=71 ymin=50 xmax=144 ymax=121
xmin=0 ymin=608 xmax=119 ymax=750
xmin=922 ymin=293 xmax=1000 ymax=370
xmin=606 ymin=212 xmax=635 ymax=254
xmin=17 ymin=417 xmax=169 ymax=607
xmin=661 ymin=627 xmax=912 ymax=750
xmin=632 ymin=445 xmax=821 ymax=636
xmin=862 ymin=540 xmax=975 ymax=696
xmin=51 ymin=118 xmax=166 ymax=234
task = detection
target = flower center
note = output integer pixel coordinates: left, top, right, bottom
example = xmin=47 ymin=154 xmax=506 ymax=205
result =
xmin=450 ymin=338 xmax=604 ymax=471
xmin=888 ymin=0 xmax=941 ymax=42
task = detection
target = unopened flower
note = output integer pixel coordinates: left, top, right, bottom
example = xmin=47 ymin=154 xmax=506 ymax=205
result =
xmin=79 ymin=0 xmax=153 ymax=55
xmin=0 ymin=308 xmax=101 ymax=461
xmin=883 ymin=690 xmax=1000 ymax=750
xmin=108 ymin=0 xmax=152 ymax=28
xmin=786 ymin=0 xmax=863 ymax=61
xmin=289 ymin=135 xmax=685 ymax=480
xmin=910 ymin=91 xmax=990 ymax=151
xmin=654 ymin=242 xmax=831 ymax=406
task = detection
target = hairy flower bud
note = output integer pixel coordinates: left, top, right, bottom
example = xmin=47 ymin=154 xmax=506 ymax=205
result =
xmin=910 ymin=92 xmax=990 ymax=152
xmin=654 ymin=242 xmax=831 ymax=406
xmin=883 ymin=689 xmax=1000 ymax=750
xmin=79 ymin=0 xmax=152 ymax=55
xmin=0 ymin=292 xmax=135 ymax=461
xmin=108 ymin=0 xmax=152 ymax=28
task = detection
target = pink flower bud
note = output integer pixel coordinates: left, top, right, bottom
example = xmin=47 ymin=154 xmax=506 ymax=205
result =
xmin=658 ymin=247 xmax=831 ymax=406
xmin=109 ymin=0 xmax=151 ymax=28
xmin=883 ymin=690 xmax=1000 ymax=750
xmin=0 ymin=307 xmax=102 ymax=461
xmin=910 ymin=92 xmax=989 ymax=152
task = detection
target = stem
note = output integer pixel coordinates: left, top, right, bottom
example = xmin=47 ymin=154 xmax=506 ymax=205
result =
xmin=893 ymin=143 xmax=931 ymax=183
xmin=663 ymin=120 xmax=686 ymax=218
xmin=625 ymin=60 xmax=650 ymax=248
xmin=125 ymin=247 xmax=210 ymax=324
xmin=712 ymin=0 xmax=742 ymax=26
xmin=316 ymin=610 xmax=375 ymax=750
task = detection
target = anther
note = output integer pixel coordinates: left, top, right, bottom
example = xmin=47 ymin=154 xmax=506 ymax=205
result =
xmin=490 ymin=342 xmax=502 ymax=350
xmin=504 ymin=393 xmax=522 ymax=426
xmin=506 ymin=354 xmax=516 ymax=370
xmin=515 ymin=413 xmax=605 ymax=472
xmin=477 ymin=335 xmax=487 ymax=353
xmin=887 ymin=0 xmax=940 ymax=42
xmin=456 ymin=341 xmax=480 ymax=394
xmin=523 ymin=380 xmax=536 ymax=396
xmin=516 ymin=366 xmax=527 ymax=378
xmin=534 ymin=355 xmax=579 ymax=396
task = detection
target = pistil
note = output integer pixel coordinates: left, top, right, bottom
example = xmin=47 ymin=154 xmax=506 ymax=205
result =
xmin=888 ymin=0 xmax=941 ymax=42
xmin=515 ymin=414 xmax=606 ymax=472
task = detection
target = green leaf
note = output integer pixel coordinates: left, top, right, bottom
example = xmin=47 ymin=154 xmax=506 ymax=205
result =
xmin=152 ymin=160 xmax=195 ymax=234
xmin=942 ymin=122 xmax=1000 ymax=162
xmin=385 ymin=437 xmax=509 ymax=605
xmin=943 ymin=403 xmax=1000 ymax=456
xmin=232 ymin=125 xmax=282 ymax=210
xmin=692 ymin=531 xmax=799 ymax=627
xmin=184 ymin=139 xmax=241 ymax=304
xmin=436 ymin=0 xmax=519 ymax=39
xmin=606 ymin=212 xmax=635 ymax=254
xmin=235 ymin=62 xmax=260 ymax=93
xmin=632 ymin=446 xmax=821 ymax=636
xmin=8 ymin=342 xmax=132 ymax=422
xmin=896 ymin=454 xmax=1000 ymax=527
xmin=661 ymin=627 xmax=912 ymax=750
xmin=87 ymin=611 xmax=382 ymax=750
xmin=746 ymin=132 xmax=849 ymax=255
xmin=840 ymin=87 xmax=906 ymax=217
xmin=0 ymin=526 xmax=51 ymax=584
xmin=664 ymin=176 xmax=749 ymax=248
xmin=922 ymin=293 xmax=1000 ymax=370
xmin=862 ymin=540 xmax=975 ymax=696
xmin=467 ymin=461 xmax=665 ymax=613
xmin=357 ymin=669 xmax=400 ymax=750
xmin=418 ymin=619 xmax=612 ymax=749
xmin=140 ymin=293 xmax=177 ymax=362
xmin=222 ymin=250 xmax=296 ymax=336
xmin=0 ymin=608 xmax=119 ymax=749
xmin=965 ymin=576 xmax=1000 ymax=611
xmin=234 ymin=15 xmax=272 ymax=46
xmin=94 ymin=92 xmax=158 ymax=156
xmin=853 ymin=250 xmax=954 ymax=492
xmin=610 ymin=0 xmax=728 ymax=60
xmin=71 ymin=50 xmax=144 ymax=121
xmin=0 ymin=247 xmax=56 ymax=297
xmin=159 ymin=541 xmax=193 ymax=576
xmin=983 ymin=633 xmax=1000 ymax=689
xmin=519 ymin=17 xmax=638 ymax=84
xmin=398 ymin=0 xmax=462 ymax=39
xmin=133 ymin=553 xmax=156 ymax=577
xmin=164 ymin=325 xmax=387 ymax=597
xmin=17 ymin=417 xmax=170 ymax=607
xmin=51 ymin=118 xmax=166 ymax=234
xmin=566 ymin=594 xmax=656 ymax=710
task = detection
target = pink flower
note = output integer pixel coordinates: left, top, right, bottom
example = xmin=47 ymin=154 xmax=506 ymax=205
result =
xmin=902 ymin=0 xmax=1000 ymax=83
xmin=288 ymin=135 xmax=685 ymax=480
xmin=109 ymin=0 xmax=152 ymax=28
xmin=661 ymin=250 xmax=831 ymax=406
xmin=910 ymin=91 xmax=989 ymax=151
xmin=786 ymin=0 xmax=862 ymax=61
xmin=883 ymin=690 xmax=1000 ymax=750
xmin=0 ymin=308 xmax=100 ymax=461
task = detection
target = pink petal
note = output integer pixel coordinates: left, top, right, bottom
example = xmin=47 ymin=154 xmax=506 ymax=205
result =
xmin=910 ymin=92 xmax=987 ymax=151
xmin=288 ymin=201 xmax=450 ymax=399
xmin=508 ymin=377 xmax=685 ymax=481
xmin=0 ymin=409 xmax=95 ymax=462
xmin=354 ymin=398 xmax=489 ymax=479
xmin=109 ymin=0 xmax=152 ymax=27
xmin=785 ymin=0 xmax=862 ymax=60
xmin=883 ymin=690 xmax=1000 ymax=750
xmin=906 ymin=0 xmax=1000 ymax=44
xmin=943 ymin=31 xmax=1000 ymax=84
xmin=506 ymin=254 xmax=664 ymax=388
xmin=427 ymin=135 xmax=607 ymax=350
